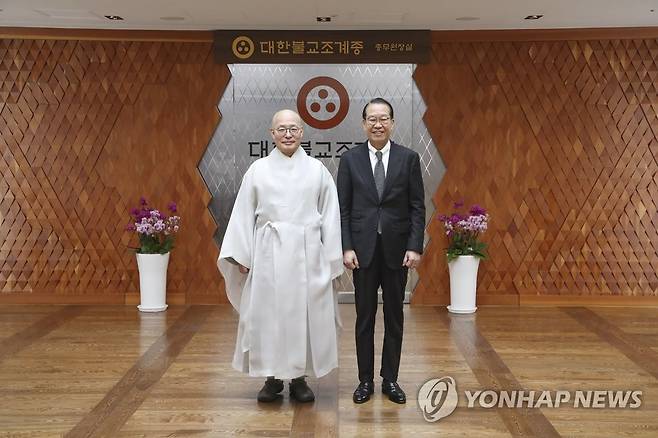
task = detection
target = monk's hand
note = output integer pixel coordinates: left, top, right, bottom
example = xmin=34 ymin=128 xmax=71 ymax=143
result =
xmin=343 ymin=250 xmax=360 ymax=270
xmin=238 ymin=264 xmax=250 ymax=274
xmin=402 ymin=251 xmax=421 ymax=269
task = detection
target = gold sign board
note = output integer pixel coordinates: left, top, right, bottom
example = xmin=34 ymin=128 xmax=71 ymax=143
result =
xmin=213 ymin=30 xmax=430 ymax=63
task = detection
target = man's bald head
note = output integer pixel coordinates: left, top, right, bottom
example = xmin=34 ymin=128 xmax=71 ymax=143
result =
xmin=271 ymin=109 xmax=303 ymax=129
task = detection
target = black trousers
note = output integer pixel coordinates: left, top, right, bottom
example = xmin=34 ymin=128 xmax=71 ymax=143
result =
xmin=353 ymin=235 xmax=408 ymax=383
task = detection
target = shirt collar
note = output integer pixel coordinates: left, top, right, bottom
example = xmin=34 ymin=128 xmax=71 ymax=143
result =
xmin=368 ymin=141 xmax=391 ymax=155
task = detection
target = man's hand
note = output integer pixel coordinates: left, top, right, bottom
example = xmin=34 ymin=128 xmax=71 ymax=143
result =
xmin=343 ymin=250 xmax=360 ymax=270
xmin=402 ymin=251 xmax=421 ymax=269
xmin=238 ymin=264 xmax=250 ymax=274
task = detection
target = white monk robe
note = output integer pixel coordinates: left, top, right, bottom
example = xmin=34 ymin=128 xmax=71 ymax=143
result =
xmin=218 ymin=146 xmax=343 ymax=379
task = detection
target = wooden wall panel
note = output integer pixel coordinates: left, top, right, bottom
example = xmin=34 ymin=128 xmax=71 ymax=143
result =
xmin=2 ymin=28 xmax=658 ymax=306
xmin=0 ymin=34 xmax=230 ymax=304
xmin=413 ymin=37 xmax=658 ymax=304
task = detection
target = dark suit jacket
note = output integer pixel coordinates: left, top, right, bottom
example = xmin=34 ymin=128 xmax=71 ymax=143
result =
xmin=337 ymin=141 xmax=425 ymax=269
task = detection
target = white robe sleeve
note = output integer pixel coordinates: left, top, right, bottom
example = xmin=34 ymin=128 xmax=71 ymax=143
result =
xmin=319 ymin=165 xmax=344 ymax=280
xmin=217 ymin=166 xmax=256 ymax=312
xmin=318 ymin=165 xmax=344 ymax=329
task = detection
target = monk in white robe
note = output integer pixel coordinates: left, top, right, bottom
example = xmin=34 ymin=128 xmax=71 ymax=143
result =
xmin=218 ymin=109 xmax=343 ymax=403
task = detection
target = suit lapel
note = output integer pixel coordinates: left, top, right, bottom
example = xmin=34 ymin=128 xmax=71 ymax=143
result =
xmin=382 ymin=142 xmax=402 ymax=200
xmin=357 ymin=142 xmax=379 ymax=201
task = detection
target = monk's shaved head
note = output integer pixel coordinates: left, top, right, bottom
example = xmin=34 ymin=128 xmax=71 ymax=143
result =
xmin=271 ymin=109 xmax=303 ymax=129
xmin=270 ymin=109 xmax=304 ymax=157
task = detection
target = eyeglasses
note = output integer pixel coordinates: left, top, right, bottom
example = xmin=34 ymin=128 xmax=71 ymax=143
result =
xmin=273 ymin=126 xmax=301 ymax=135
xmin=365 ymin=115 xmax=392 ymax=126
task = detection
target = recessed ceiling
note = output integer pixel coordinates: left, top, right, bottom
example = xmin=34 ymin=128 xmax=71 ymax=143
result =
xmin=0 ymin=0 xmax=656 ymax=30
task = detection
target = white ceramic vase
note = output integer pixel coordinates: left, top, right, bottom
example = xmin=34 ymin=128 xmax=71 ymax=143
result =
xmin=447 ymin=255 xmax=480 ymax=314
xmin=136 ymin=252 xmax=170 ymax=312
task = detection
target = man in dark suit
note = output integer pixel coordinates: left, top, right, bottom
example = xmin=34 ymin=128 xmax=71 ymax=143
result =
xmin=337 ymin=97 xmax=425 ymax=404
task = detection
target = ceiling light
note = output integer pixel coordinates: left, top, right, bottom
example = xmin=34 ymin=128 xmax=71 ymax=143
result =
xmin=524 ymin=15 xmax=543 ymax=20
xmin=104 ymin=15 xmax=124 ymax=20
xmin=317 ymin=17 xmax=331 ymax=22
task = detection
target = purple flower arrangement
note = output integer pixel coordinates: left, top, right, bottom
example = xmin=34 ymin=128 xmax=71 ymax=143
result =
xmin=126 ymin=197 xmax=181 ymax=254
xmin=437 ymin=201 xmax=489 ymax=262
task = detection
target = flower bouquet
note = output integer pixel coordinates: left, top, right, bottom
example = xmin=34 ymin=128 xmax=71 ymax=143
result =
xmin=437 ymin=201 xmax=489 ymax=262
xmin=126 ymin=197 xmax=181 ymax=254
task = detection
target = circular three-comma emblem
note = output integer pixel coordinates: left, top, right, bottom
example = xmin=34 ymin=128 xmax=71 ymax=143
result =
xmin=296 ymin=76 xmax=350 ymax=130
xmin=232 ymin=36 xmax=255 ymax=59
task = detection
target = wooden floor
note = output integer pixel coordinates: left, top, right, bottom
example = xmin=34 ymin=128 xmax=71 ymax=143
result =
xmin=1 ymin=304 xmax=658 ymax=437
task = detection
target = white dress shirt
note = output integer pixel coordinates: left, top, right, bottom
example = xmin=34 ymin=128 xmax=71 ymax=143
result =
xmin=368 ymin=141 xmax=390 ymax=177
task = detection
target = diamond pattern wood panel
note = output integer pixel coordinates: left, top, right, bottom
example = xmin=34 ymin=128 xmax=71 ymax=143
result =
xmin=413 ymin=38 xmax=658 ymax=304
xmin=3 ymin=30 xmax=657 ymax=306
xmin=0 ymin=37 xmax=230 ymax=304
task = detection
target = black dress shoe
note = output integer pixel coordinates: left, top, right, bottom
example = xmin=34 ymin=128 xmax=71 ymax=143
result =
xmin=257 ymin=377 xmax=284 ymax=402
xmin=353 ymin=381 xmax=374 ymax=404
xmin=289 ymin=377 xmax=315 ymax=403
xmin=382 ymin=380 xmax=406 ymax=404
